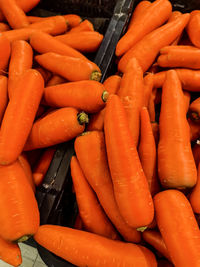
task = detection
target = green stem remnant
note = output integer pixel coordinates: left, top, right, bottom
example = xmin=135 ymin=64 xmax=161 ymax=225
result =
xmin=90 ymin=70 xmax=102 ymax=82
xmin=77 ymin=112 xmax=89 ymax=125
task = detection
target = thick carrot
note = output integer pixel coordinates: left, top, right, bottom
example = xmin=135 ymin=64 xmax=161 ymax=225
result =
xmin=43 ymin=80 xmax=108 ymax=113
xmin=154 ymin=189 xmax=200 ymax=267
xmin=33 ymin=147 xmax=56 ymax=187
xmin=74 ymin=131 xmax=141 ymax=243
xmin=55 ymin=31 xmax=103 ymax=53
xmin=143 ymin=73 xmax=154 ymax=107
xmin=0 ymin=160 xmax=40 ymax=242
xmin=118 ymin=13 xmax=190 ymax=73
xmin=0 ymin=75 xmax=8 ymax=123
xmin=8 ymin=40 xmax=33 ymax=98
xmin=0 ymin=34 xmax=11 ymax=74
xmin=188 ymin=97 xmax=200 ymax=122
xmin=138 ymin=107 xmax=160 ymax=196
xmin=0 ymin=236 xmax=22 ymax=266
xmin=70 ymin=156 xmax=119 ymax=240
xmin=188 ymin=117 xmax=200 ymax=141
xmin=117 ymin=57 xmax=144 ymax=146
xmin=46 ymin=74 xmax=66 ymax=87
xmin=34 ymin=224 xmax=157 ymax=267
xmin=69 ymin=19 xmax=94 ymax=33
xmin=104 ymin=94 xmax=154 ymax=228
xmin=0 ymin=0 xmax=29 ymax=29
xmin=158 ymin=70 xmax=197 ymax=189
xmin=24 ymin=108 xmax=88 ymax=151
xmin=0 ymin=22 xmax=10 ymax=31
xmin=192 ymin=141 xmax=200 ymax=167
xmin=29 ymin=31 xmax=87 ymax=61
xmin=186 ymin=10 xmax=200 ymax=48
xmin=189 ymin=162 xmax=200 ymax=214
xmin=0 ymin=69 xmax=44 ymax=165
xmin=35 ymin=52 xmax=101 ymax=82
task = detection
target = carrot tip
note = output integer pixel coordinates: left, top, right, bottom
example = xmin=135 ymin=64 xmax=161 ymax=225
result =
xmin=77 ymin=112 xmax=89 ymax=125
xmin=102 ymin=90 xmax=109 ymax=102
xmin=137 ymin=226 xmax=148 ymax=232
xmin=90 ymin=70 xmax=102 ymax=82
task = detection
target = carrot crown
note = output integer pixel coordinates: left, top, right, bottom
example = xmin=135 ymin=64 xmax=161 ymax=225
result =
xmin=77 ymin=111 xmax=89 ymax=125
xmin=90 ymin=70 xmax=102 ymax=82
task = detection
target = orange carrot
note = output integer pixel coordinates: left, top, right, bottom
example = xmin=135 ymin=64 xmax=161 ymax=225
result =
xmin=183 ymin=90 xmax=191 ymax=113
xmin=118 ymin=13 xmax=190 ymax=73
xmin=63 ymin=14 xmax=82 ymax=28
xmin=167 ymin=11 xmax=182 ymax=45
xmin=190 ymin=162 xmax=200 ymax=214
xmin=35 ymin=52 xmax=101 ymax=82
xmin=148 ymin=87 xmax=157 ymax=122
xmin=46 ymin=74 xmax=66 ymax=87
xmin=0 ymin=34 xmax=11 ymax=74
xmin=8 ymin=40 xmax=33 ymax=98
xmin=154 ymin=189 xmax=200 ymax=267
xmin=0 ymin=75 xmax=8 ymax=123
xmin=70 ymin=155 xmax=119 ymax=240
xmin=43 ymin=80 xmax=108 ymax=113
xmin=186 ymin=10 xmax=200 ymax=48
xmin=104 ymin=94 xmax=154 ymax=228
xmin=35 ymin=66 xmax=52 ymax=85
xmin=188 ymin=117 xmax=200 ymax=141
xmin=0 ymin=160 xmax=39 ymax=242
xmin=24 ymin=108 xmax=88 ymax=151
xmin=143 ymin=73 xmax=154 ymax=107
xmin=69 ymin=19 xmax=94 ymax=33
xmin=0 ymin=69 xmax=44 ymax=165
xmin=188 ymin=97 xmax=200 ymax=122
xmin=192 ymin=141 xmax=200 ymax=167
xmin=0 ymin=22 xmax=10 ymax=32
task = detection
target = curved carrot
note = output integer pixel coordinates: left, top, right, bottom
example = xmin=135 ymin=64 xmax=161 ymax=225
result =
xmin=24 ymin=108 xmax=88 ymax=151
xmin=192 ymin=141 xmax=200 ymax=167
xmin=158 ymin=70 xmax=197 ymax=189
xmin=0 ymin=75 xmax=8 ymax=123
xmin=69 ymin=19 xmax=94 ymax=33
xmin=35 ymin=52 xmax=101 ymax=82
xmin=143 ymin=73 xmax=154 ymax=107
xmin=44 ymin=80 xmax=108 ymax=113
xmin=118 ymin=13 xmax=190 ymax=73
xmin=55 ymin=31 xmax=103 ymax=53
xmin=138 ymin=107 xmax=160 ymax=196
xmin=0 ymin=22 xmax=10 ymax=31
xmin=70 ymin=156 xmax=119 ymax=240
xmin=0 ymin=69 xmax=44 ymax=165
xmin=8 ymin=40 xmax=33 ymax=98
xmin=116 ymin=0 xmax=172 ymax=57
xmin=154 ymin=189 xmax=200 ymax=267
xmin=0 ymin=34 xmax=11 ymax=74
xmin=188 ymin=97 xmax=200 ymax=122
xmin=188 ymin=117 xmax=200 ymax=141
xmin=104 ymin=94 xmax=154 ymax=228
xmin=186 ymin=11 xmax=200 ymax=48
xmin=190 ymin=162 xmax=200 ymax=214
xmin=0 ymin=160 xmax=40 ymax=242
xmin=46 ymin=74 xmax=66 ymax=87
xmin=34 ymin=224 xmax=157 ymax=267
xmin=0 ymin=237 xmax=22 ymax=266
xmin=74 ymin=131 xmax=141 ymax=243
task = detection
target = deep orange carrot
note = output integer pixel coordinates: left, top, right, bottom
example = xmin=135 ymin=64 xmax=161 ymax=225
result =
xmin=192 ymin=141 xmax=200 ymax=167
xmin=158 ymin=70 xmax=197 ymax=189
xmin=0 ymin=69 xmax=44 ymax=165
xmin=70 ymin=156 xmax=119 ymax=240
xmin=0 ymin=160 xmax=40 ymax=241
xmin=68 ymin=19 xmax=94 ymax=33
xmin=118 ymin=13 xmax=190 ymax=73
xmin=0 ymin=22 xmax=10 ymax=31
xmin=24 ymin=108 xmax=88 ymax=151
xmin=0 ymin=75 xmax=8 ymax=123
xmin=35 ymin=52 xmax=101 ymax=82
xmin=167 ymin=11 xmax=182 ymax=45
xmin=188 ymin=97 xmax=200 ymax=122
xmin=154 ymin=189 xmax=200 ymax=267
xmin=34 ymin=225 xmax=157 ymax=267
xmin=74 ymin=131 xmax=141 ymax=243
xmin=186 ymin=10 xmax=200 ymax=48
xmin=188 ymin=117 xmax=200 ymax=141
xmin=46 ymin=74 xmax=66 ymax=87
xmin=190 ymin=162 xmax=200 ymax=214
xmin=0 ymin=34 xmax=11 ymax=74
xmin=8 ymin=40 xmax=33 ymax=98
xmin=143 ymin=73 xmax=154 ymax=107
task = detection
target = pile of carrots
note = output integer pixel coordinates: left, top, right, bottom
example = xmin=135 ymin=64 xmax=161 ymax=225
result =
xmin=1 ymin=0 xmax=200 ymax=266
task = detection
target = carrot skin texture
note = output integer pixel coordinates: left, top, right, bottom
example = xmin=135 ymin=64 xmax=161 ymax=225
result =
xmin=0 ymin=75 xmax=8 ymax=123
xmin=154 ymin=189 xmax=200 ymax=267
xmin=186 ymin=11 xmax=200 ymax=48
xmin=46 ymin=74 xmax=66 ymax=87
xmin=143 ymin=73 xmax=154 ymax=107
xmin=68 ymin=19 xmax=94 ymax=33
xmin=0 ymin=34 xmax=11 ymax=74
xmin=34 ymin=225 xmax=157 ymax=267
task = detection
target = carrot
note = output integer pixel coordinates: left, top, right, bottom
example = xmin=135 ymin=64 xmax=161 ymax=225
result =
xmin=189 ymin=162 xmax=200 ymax=214
xmin=29 ymin=31 xmax=88 ymax=61
xmin=43 ymin=80 xmax=108 ymax=113
xmin=117 ymin=57 xmax=144 ymax=146
xmin=148 ymin=88 xmax=157 ymax=122
xmin=24 ymin=108 xmax=88 ymax=151
xmin=0 ymin=22 xmax=10 ymax=32
xmin=87 ymin=75 xmax=121 ymax=131
xmin=183 ymin=90 xmax=191 ymax=113
xmin=0 ymin=76 xmax=8 ymax=123
xmin=167 ymin=11 xmax=182 ymax=45
xmin=0 ymin=0 xmax=29 ymax=29
xmin=188 ymin=97 xmax=200 ymax=122
xmin=46 ymin=74 xmax=66 ymax=87
xmin=34 ymin=224 xmax=157 ymax=267
xmin=0 ymin=160 xmax=39 ymax=242
xmin=157 ymin=45 xmax=200 ymax=69
xmin=151 ymin=121 xmax=159 ymax=145
xmin=35 ymin=52 xmax=101 ymax=82
xmin=138 ymin=107 xmax=160 ymax=196
xmin=74 ymin=131 xmax=141 ymax=243
xmin=192 ymin=141 xmax=200 ymax=167
xmin=33 ymin=147 xmax=56 ymax=187
xmin=70 ymin=155 xmax=119 ymax=240
xmin=143 ymin=73 xmax=154 ymax=107
xmin=158 ymin=70 xmax=197 ymax=189
xmin=0 ymin=236 xmax=22 ymax=266
xmin=116 ymin=0 xmax=172 ymax=57
xmin=104 ymin=94 xmax=154 ymax=228
xmin=0 ymin=34 xmax=11 ymax=74
xmin=68 ymin=19 xmax=94 ymax=33
xmin=55 ymin=31 xmax=103 ymax=53
xmin=0 ymin=69 xmax=44 ymax=165
xmin=186 ymin=10 xmax=200 ymax=48
xmin=8 ymin=40 xmax=33 ymax=98
xmin=142 ymin=230 xmax=171 ymax=261
xmin=154 ymin=189 xmax=200 ymax=267
xmin=18 ymin=153 xmax=35 ymax=192
xmin=188 ymin=117 xmax=200 ymax=141
xmin=118 ymin=13 xmax=190 ymax=73
xmin=35 ymin=66 xmax=52 ymax=85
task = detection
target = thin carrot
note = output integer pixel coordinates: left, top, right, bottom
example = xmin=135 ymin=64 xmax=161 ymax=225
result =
xmin=148 ymin=87 xmax=157 ymax=122
xmin=192 ymin=141 xmax=200 ymax=167
xmin=8 ymin=40 xmax=33 ymax=98
xmin=188 ymin=117 xmax=200 ymax=141
xmin=46 ymin=74 xmax=66 ymax=87
xmin=154 ymin=189 xmax=200 ymax=267
xmin=0 ymin=76 xmax=8 ymax=123
xmin=43 ymin=80 xmax=108 ymax=113
xmin=0 ymin=69 xmax=44 ymax=165
xmin=186 ymin=10 xmax=200 ymax=48
xmin=70 ymin=155 xmax=119 ymax=240
xmin=35 ymin=52 xmax=101 ymax=82
xmin=143 ymin=73 xmax=154 ymax=107
xmin=188 ymin=97 xmax=200 ymax=122
xmin=158 ymin=70 xmax=197 ymax=189
xmin=74 ymin=131 xmax=141 ymax=243
xmin=24 ymin=108 xmax=88 ymax=151
xmin=116 ymin=0 xmax=172 ymax=57
xmin=118 ymin=13 xmax=190 ymax=73
xmin=0 ymin=22 xmax=10 ymax=32
xmin=68 ymin=19 xmax=94 ymax=33
xmin=138 ymin=107 xmax=160 ymax=196
xmin=151 ymin=121 xmax=159 ymax=145
xmin=0 ymin=34 xmax=11 ymax=74
xmin=0 ymin=160 xmax=40 ymax=242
